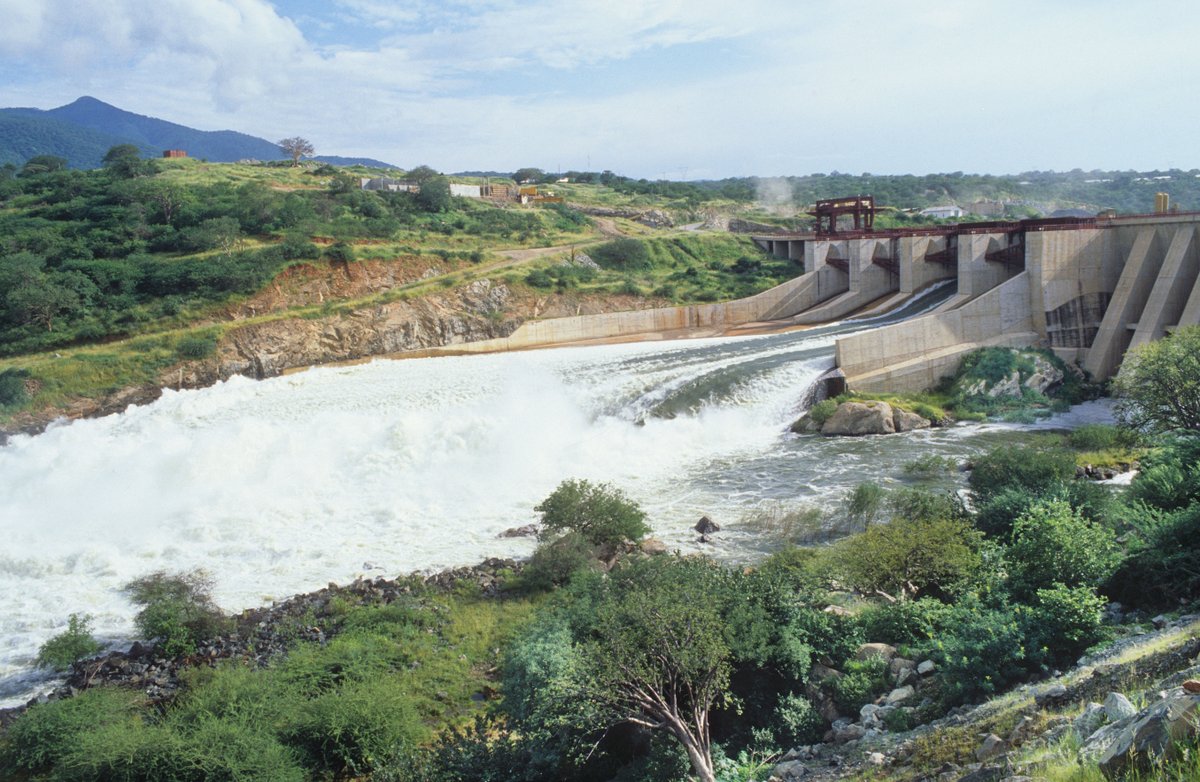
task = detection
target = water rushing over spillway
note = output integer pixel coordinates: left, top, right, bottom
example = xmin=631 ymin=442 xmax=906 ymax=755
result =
xmin=7 ymin=281 xmax=1066 ymax=704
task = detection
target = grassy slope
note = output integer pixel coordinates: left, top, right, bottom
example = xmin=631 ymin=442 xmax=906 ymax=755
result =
xmin=0 ymin=161 xmax=795 ymax=426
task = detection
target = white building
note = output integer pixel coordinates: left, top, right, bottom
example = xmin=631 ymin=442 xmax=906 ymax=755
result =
xmin=919 ymin=205 xmax=964 ymax=219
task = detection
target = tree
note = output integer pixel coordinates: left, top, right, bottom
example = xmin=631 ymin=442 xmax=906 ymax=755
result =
xmin=512 ymin=167 xmax=545 ymax=184
xmin=102 ymin=144 xmax=145 ymax=178
xmin=1113 ymin=325 xmax=1200 ymax=432
xmin=415 ymin=175 xmax=452 ymax=212
xmin=1005 ymin=499 xmax=1119 ymax=599
xmin=278 ymin=137 xmax=315 ymax=167
xmin=18 ymin=155 xmax=67 ymax=177
xmin=36 ymin=613 xmax=103 ymax=670
xmin=535 ymin=478 xmax=649 ymax=546
xmin=123 ymin=570 xmax=228 ymax=656
xmin=405 ymin=165 xmax=440 ymax=184
xmin=582 ymin=559 xmax=729 ymax=782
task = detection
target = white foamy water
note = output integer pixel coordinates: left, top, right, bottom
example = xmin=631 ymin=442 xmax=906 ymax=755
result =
xmin=2 ymin=284 xmax=979 ymax=704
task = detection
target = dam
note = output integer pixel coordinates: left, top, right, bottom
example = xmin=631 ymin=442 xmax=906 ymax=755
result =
xmin=752 ymin=197 xmax=1200 ymax=391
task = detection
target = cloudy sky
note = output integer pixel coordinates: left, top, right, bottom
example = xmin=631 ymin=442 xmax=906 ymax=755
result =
xmin=0 ymin=0 xmax=1197 ymax=179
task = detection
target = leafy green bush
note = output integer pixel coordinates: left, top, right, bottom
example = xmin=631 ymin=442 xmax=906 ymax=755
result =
xmin=589 ymin=238 xmax=651 ymax=271
xmin=0 ymin=367 xmax=30 ymax=409
xmin=535 ymin=478 xmax=649 ymax=546
xmin=902 ymin=454 xmax=957 ymax=478
xmin=772 ymin=692 xmax=825 ymax=747
xmin=0 ymin=688 xmax=143 ymax=775
xmin=283 ymin=678 xmax=424 ymax=776
xmin=844 ymin=482 xmax=885 ymax=529
xmin=36 ymin=613 xmax=103 ymax=670
xmin=123 ymin=570 xmax=229 ymax=657
xmin=932 ymin=600 xmax=1026 ymax=703
xmin=806 ymin=399 xmax=838 ymax=427
xmin=324 ymin=241 xmax=355 ymax=263
xmin=1109 ymin=501 xmax=1200 ymax=608
xmin=1067 ymin=423 xmax=1142 ymax=451
xmin=968 ymin=445 xmax=1076 ymax=505
xmin=1005 ymin=499 xmax=1120 ymax=599
xmin=825 ymin=515 xmax=981 ymax=599
xmin=520 ymin=531 xmax=598 ymax=591
xmin=1023 ymin=584 xmax=1107 ymax=669
xmin=175 ymin=334 xmax=217 ymax=360
xmin=831 ymin=656 xmax=888 ymax=714
xmin=856 ymin=598 xmax=952 ymax=648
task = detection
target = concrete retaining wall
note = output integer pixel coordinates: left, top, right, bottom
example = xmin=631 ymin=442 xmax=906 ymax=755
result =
xmin=448 ymin=268 xmax=829 ymax=353
xmin=837 ymin=273 xmax=1037 ymax=392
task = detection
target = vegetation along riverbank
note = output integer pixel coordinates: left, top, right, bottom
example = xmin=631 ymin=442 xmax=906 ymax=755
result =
xmin=3 ymin=326 xmax=1199 ymax=781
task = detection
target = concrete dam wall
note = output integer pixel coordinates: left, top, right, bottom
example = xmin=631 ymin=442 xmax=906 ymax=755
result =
xmin=834 ymin=213 xmax=1200 ymax=392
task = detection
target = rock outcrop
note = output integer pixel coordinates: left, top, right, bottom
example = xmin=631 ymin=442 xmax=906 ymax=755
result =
xmin=811 ymin=401 xmax=932 ymax=437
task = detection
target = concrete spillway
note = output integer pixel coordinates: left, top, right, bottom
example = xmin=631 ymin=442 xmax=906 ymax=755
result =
xmin=821 ymin=213 xmax=1200 ymax=391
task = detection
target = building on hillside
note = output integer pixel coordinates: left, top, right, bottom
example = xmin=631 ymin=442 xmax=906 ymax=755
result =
xmin=449 ymin=183 xmax=482 ymax=198
xmin=162 ymin=149 xmax=187 ymax=158
xmin=968 ymin=199 xmax=1005 ymax=217
xmin=483 ymin=183 xmax=514 ymax=200
xmin=919 ymin=205 xmax=964 ymax=219
xmin=361 ymin=177 xmax=418 ymax=192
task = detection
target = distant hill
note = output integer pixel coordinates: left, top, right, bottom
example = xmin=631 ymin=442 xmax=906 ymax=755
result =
xmin=0 ymin=96 xmax=396 ymax=169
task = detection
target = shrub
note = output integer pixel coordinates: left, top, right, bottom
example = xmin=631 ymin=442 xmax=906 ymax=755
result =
xmin=844 ymin=482 xmax=885 ymax=529
xmin=806 ymin=398 xmax=838 ymax=427
xmin=589 ymin=238 xmax=651 ymax=271
xmin=1067 ymin=423 xmax=1140 ymax=451
xmin=772 ymin=692 xmax=825 ymax=746
xmin=856 ymin=597 xmax=952 ymax=648
xmin=932 ymin=600 xmax=1027 ymax=703
xmin=826 ymin=515 xmax=981 ymax=599
xmin=1005 ymin=499 xmax=1120 ymax=599
xmin=0 ymin=688 xmax=143 ymax=775
xmin=535 ymin=479 xmax=649 ymax=546
xmin=1112 ymin=323 xmax=1200 ymax=432
xmin=280 ymin=234 xmax=321 ymax=260
xmin=1023 ymin=584 xmax=1107 ymax=669
xmin=283 ymin=679 xmax=424 ymax=776
xmin=324 ymin=241 xmax=355 ymax=263
xmin=968 ymin=444 xmax=1076 ymax=505
xmin=0 ymin=367 xmax=31 ymax=409
xmin=902 ymin=454 xmax=957 ymax=478
xmin=1108 ymin=501 xmax=1200 ymax=608
xmin=974 ymin=487 xmax=1039 ymax=538
xmin=520 ymin=531 xmax=598 ymax=591
xmin=175 ymin=334 xmax=217 ymax=360
xmin=831 ymin=656 xmax=888 ymax=714
xmin=36 ymin=613 xmax=103 ymax=670
xmin=123 ymin=570 xmax=229 ymax=657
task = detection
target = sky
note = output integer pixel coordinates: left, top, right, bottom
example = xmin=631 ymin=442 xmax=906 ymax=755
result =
xmin=0 ymin=0 xmax=1197 ymax=180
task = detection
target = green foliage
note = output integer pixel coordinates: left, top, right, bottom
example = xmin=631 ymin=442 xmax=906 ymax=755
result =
xmin=535 ymin=478 xmax=649 ymax=546
xmin=844 ymin=481 xmax=885 ymax=529
xmin=589 ymin=238 xmax=652 ymax=271
xmin=283 ymin=678 xmax=424 ymax=776
xmin=968 ymin=444 xmax=1077 ymax=506
xmin=1109 ymin=481 xmax=1200 ymax=608
xmin=324 ymin=241 xmax=355 ymax=263
xmin=0 ymin=688 xmax=143 ymax=775
xmin=806 ymin=398 xmax=837 ymax=427
xmin=1023 ymin=584 xmax=1107 ymax=669
xmin=519 ymin=531 xmax=599 ymax=591
xmin=931 ymin=598 xmax=1027 ymax=703
xmin=1067 ymin=423 xmax=1144 ymax=452
xmin=902 ymin=454 xmax=957 ymax=478
xmin=855 ymin=597 xmax=952 ymax=647
xmin=772 ymin=692 xmax=825 ymax=746
xmin=36 ymin=613 xmax=103 ymax=670
xmin=1113 ymin=324 xmax=1200 ymax=432
xmin=0 ymin=367 xmax=30 ymax=409
xmin=1126 ymin=436 xmax=1200 ymax=511
xmin=1005 ymin=499 xmax=1120 ymax=599
xmin=416 ymin=175 xmax=452 ymax=212
xmin=825 ymin=514 xmax=982 ymax=599
xmin=830 ymin=656 xmax=889 ymax=714
xmin=174 ymin=333 xmax=217 ymax=360
xmin=122 ymin=570 xmax=228 ymax=657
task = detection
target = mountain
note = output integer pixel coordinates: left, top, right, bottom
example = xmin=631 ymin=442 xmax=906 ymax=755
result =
xmin=0 ymin=96 xmax=396 ymax=169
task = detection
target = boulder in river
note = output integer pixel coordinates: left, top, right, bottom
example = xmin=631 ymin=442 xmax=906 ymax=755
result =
xmin=694 ymin=516 xmax=720 ymax=534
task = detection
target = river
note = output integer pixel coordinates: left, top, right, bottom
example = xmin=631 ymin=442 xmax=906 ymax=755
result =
xmin=0 ymin=282 xmax=1115 ymax=705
